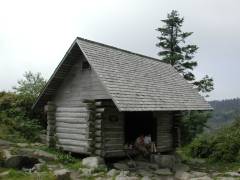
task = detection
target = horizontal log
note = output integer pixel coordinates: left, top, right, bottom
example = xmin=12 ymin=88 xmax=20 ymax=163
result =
xmin=56 ymin=133 xmax=88 ymax=141
xmin=56 ymin=112 xmax=88 ymax=118
xmin=56 ymin=107 xmax=88 ymax=112
xmin=103 ymin=133 xmax=123 ymax=139
xmin=95 ymin=150 xmax=102 ymax=156
xmin=56 ymin=122 xmax=88 ymax=129
xmin=104 ymin=144 xmax=124 ymax=151
xmin=104 ymin=138 xmax=124 ymax=144
xmin=104 ymin=150 xmax=125 ymax=157
xmin=56 ymin=117 xmax=88 ymax=124
xmin=56 ymin=127 xmax=88 ymax=134
xmin=103 ymin=131 xmax=124 ymax=136
xmin=95 ymin=143 xmax=102 ymax=149
xmin=57 ymin=144 xmax=89 ymax=154
xmin=58 ymin=139 xmax=89 ymax=146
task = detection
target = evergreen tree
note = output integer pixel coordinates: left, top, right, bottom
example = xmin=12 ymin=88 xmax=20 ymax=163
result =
xmin=156 ymin=10 xmax=214 ymax=144
xmin=156 ymin=10 xmax=214 ymax=95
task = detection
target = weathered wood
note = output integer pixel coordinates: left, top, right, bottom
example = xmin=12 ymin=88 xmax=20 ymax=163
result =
xmin=56 ymin=117 xmax=88 ymax=123
xmin=56 ymin=145 xmax=89 ymax=154
xmin=104 ymin=150 xmax=125 ymax=157
xmin=57 ymin=139 xmax=89 ymax=146
xmin=46 ymin=101 xmax=56 ymax=148
xmin=56 ymin=133 xmax=88 ymax=140
xmin=55 ymin=122 xmax=88 ymax=128
xmin=53 ymin=60 xmax=110 ymax=106
xmin=155 ymin=112 xmax=173 ymax=152
xmin=56 ymin=107 xmax=88 ymax=112
xmin=56 ymin=112 xmax=88 ymax=118
xmin=56 ymin=127 xmax=88 ymax=134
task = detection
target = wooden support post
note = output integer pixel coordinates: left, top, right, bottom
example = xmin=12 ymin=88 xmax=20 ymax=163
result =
xmin=46 ymin=101 xmax=56 ymax=148
xmin=172 ymin=111 xmax=183 ymax=149
xmin=85 ymin=99 xmax=104 ymax=156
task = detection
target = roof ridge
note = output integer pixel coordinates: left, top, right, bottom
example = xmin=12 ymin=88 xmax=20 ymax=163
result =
xmin=77 ymin=36 xmax=165 ymax=64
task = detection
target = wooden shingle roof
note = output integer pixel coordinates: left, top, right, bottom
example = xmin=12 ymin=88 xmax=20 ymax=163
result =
xmin=33 ymin=37 xmax=212 ymax=111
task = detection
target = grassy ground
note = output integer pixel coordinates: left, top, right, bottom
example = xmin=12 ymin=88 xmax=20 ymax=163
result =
xmin=177 ymin=147 xmax=240 ymax=173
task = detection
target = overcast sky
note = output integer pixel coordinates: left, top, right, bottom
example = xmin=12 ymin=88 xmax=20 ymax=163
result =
xmin=0 ymin=0 xmax=239 ymax=100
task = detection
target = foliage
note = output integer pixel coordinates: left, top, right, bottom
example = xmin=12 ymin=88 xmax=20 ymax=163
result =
xmin=38 ymin=146 xmax=77 ymax=165
xmin=1 ymin=168 xmax=55 ymax=180
xmin=187 ymin=117 xmax=240 ymax=162
xmin=156 ymin=10 xmax=214 ymax=144
xmin=0 ymin=71 xmax=46 ymax=142
xmin=180 ymin=111 xmax=212 ymax=144
xmin=0 ymin=91 xmax=42 ymax=142
xmin=208 ymin=98 xmax=240 ymax=130
xmin=13 ymin=71 xmax=46 ymax=101
xmin=156 ymin=10 xmax=214 ymax=95
xmin=56 ymin=151 xmax=76 ymax=164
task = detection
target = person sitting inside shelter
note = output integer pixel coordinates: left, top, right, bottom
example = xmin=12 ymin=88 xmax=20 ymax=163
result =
xmin=144 ymin=134 xmax=157 ymax=153
xmin=135 ymin=134 xmax=148 ymax=156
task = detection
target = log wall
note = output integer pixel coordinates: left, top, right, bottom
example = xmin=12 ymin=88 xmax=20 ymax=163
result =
xmin=51 ymin=57 xmax=110 ymax=154
xmin=101 ymin=101 xmax=125 ymax=157
xmin=55 ymin=104 xmax=90 ymax=153
xmin=154 ymin=112 xmax=174 ymax=152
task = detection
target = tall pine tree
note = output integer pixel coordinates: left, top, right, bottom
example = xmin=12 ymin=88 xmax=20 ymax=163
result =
xmin=156 ymin=10 xmax=213 ymax=95
xmin=156 ymin=10 xmax=214 ymax=144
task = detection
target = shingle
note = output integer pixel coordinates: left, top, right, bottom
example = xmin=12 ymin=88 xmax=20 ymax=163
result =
xmin=76 ymin=37 xmax=212 ymax=111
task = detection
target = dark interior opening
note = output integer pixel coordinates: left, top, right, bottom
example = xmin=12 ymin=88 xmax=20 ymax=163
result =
xmin=124 ymin=112 xmax=157 ymax=144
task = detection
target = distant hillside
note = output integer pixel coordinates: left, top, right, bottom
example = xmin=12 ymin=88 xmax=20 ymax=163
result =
xmin=207 ymin=98 xmax=240 ymax=130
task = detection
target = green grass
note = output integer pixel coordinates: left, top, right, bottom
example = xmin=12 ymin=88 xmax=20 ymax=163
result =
xmin=177 ymin=147 xmax=240 ymax=173
xmin=0 ymin=169 xmax=55 ymax=180
xmin=65 ymin=161 xmax=83 ymax=170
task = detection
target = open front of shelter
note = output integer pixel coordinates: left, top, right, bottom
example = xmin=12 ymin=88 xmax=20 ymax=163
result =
xmin=33 ymin=37 xmax=212 ymax=158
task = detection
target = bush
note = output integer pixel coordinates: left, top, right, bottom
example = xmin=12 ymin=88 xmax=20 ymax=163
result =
xmin=188 ymin=117 xmax=240 ymax=162
xmin=0 ymin=91 xmax=42 ymax=142
xmin=0 ymin=72 xmax=46 ymax=142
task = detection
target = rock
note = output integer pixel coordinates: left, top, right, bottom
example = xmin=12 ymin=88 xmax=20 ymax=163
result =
xmin=34 ymin=163 xmax=45 ymax=171
xmin=95 ymin=178 xmax=112 ymax=180
xmin=82 ymin=156 xmax=104 ymax=168
xmin=190 ymin=158 xmax=206 ymax=164
xmin=2 ymin=149 xmax=38 ymax=169
xmin=79 ymin=168 xmax=94 ymax=176
xmin=33 ymin=149 xmax=57 ymax=161
xmin=175 ymin=171 xmax=192 ymax=180
xmin=54 ymin=169 xmax=71 ymax=180
xmin=190 ymin=176 xmax=213 ymax=180
xmin=141 ymin=176 xmax=151 ymax=180
xmin=191 ymin=171 xmax=208 ymax=178
xmin=225 ymin=172 xmax=240 ymax=177
xmin=153 ymin=155 xmax=176 ymax=169
xmin=173 ymin=163 xmax=190 ymax=172
xmin=212 ymin=172 xmax=222 ymax=177
xmin=217 ymin=177 xmax=237 ymax=180
xmin=137 ymin=169 xmax=153 ymax=177
xmin=119 ymin=170 xmax=130 ymax=176
xmin=4 ymin=155 xmax=39 ymax=169
xmin=128 ymin=177 xmax=139 ymax=180
xmin=0 ymin=171 xmax=10 ymax=178
xmin=0 ymin=139 xmax=13 ymax=148
xmin=17 ymin=143 xmax=29 ymax=148
xmin=127 ymin=161 xmax=137 ymax=169
xmin=113 ymin=162 xmax=129 ymax=170
xmin=154 ymin=168 xmax=173 ymax=176
xmin=115 ymin=175 xmax=130 ymax=180
xmin=47 ymin=164 xmax=60 ymax=171
xmin=107 ymin=169 xmax=119 ymax=177
xmin=136 ymin=161 xmax=158 ymax=170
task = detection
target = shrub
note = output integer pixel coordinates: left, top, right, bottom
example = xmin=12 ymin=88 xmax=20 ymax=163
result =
xmin=188 ymin=117 xmax=240 ymax=162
